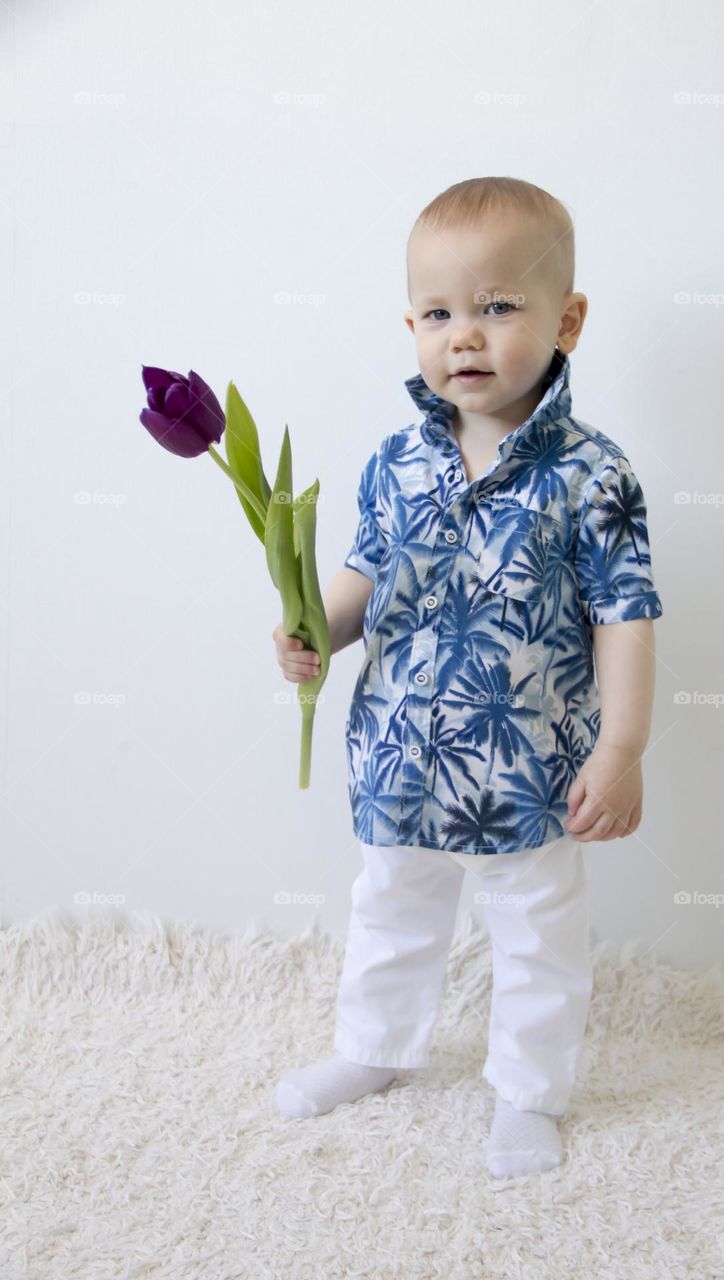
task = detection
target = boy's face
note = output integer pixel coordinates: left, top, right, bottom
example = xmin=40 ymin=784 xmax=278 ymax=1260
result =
xmin=404 ymin=214 xmax=587 ymax=428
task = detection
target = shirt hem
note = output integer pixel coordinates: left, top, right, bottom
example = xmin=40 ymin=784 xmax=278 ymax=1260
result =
xmin=585 ymin=590 xmax=663 ymax=626
xmin=351 ymin=822 xmax=570 ymax=857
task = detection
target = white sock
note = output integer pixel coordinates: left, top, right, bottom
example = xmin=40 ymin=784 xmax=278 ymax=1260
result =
xmin=274 ymin=1052 xmax=398 ymax=1119
xmin=485 ymin=1093 xmax=563 ymax=1179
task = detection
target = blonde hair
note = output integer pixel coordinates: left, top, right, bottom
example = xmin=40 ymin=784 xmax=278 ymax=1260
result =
xmin=407 ymin=176 xmax=575 ymax=298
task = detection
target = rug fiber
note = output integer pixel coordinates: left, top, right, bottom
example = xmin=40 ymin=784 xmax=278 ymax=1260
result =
xmin=1 ymin=906 xmax=722 ymax=1279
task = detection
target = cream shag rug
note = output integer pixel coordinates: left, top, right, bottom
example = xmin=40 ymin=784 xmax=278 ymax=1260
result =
xmin=0 ymin=905 xmax=722 ymax=1280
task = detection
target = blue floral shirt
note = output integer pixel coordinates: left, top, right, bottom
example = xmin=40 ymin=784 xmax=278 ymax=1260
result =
xmin=343 ymin=349 xmax=664 ymax=856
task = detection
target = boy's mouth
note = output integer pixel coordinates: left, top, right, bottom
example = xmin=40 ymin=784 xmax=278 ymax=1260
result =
xmin=453 ymin=370 xmax=493 ymax=382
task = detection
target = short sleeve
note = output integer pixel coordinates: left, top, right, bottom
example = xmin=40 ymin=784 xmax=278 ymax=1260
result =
xmin=574 ymin=454 xmax=663 ymax=625
xmin=344 ymin=447 xmax=388 ymax=582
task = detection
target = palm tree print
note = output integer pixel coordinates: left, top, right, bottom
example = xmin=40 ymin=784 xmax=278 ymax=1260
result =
xmin=497 ymin=756 xmax=571 ymax=847
xmin=343 ymin=351 xmax=663 ymax=855
xmin=438 ymin=788 xmax=519 ymax=852
xmin=442 ymin=659 xmax=540 ymax=784
xmin=585 ymin=461 xmax=649 ymax=564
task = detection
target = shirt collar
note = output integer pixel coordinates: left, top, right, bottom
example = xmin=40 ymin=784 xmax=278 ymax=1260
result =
xmin=404 ymin=348 xmax=572 ymax=451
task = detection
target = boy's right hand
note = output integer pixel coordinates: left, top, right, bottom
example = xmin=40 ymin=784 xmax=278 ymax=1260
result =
xmin=273 ymin=623 xmax=322 ymax=683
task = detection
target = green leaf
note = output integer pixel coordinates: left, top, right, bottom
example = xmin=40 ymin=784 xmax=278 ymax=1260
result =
xmin=265 ymin=425 xmax=304 ymax=636
xmin=293 ymin=477 xmax=331 ymax=788
xmin=224 ymin=382 xmax=273 ymax=545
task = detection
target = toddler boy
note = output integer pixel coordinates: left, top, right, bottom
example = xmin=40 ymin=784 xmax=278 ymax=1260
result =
xmin=272 ymin=176 xmax=663 ymax=1178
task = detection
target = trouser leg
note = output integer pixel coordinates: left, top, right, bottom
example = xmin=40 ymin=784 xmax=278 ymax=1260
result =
xmin=449 ymin=834 xmax=593 ymax=1116
xmin=334 ymin=842 xmax=465 ymax=1069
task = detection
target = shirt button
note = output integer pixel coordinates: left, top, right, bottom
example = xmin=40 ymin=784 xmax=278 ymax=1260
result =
xmin=454 ymin=468 xmax=463 ymax=481
xmin=409 ymin=745 xmax=421 ymax=758
xmin=414 ymin=671 xmax=428 ymax=685
xmin=444 ymin=530 xmax=458 ymax=544
xmin=425 ymin=595 xmax=438 ymax=609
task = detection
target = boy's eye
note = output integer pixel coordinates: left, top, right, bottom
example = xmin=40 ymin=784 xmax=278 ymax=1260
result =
xmin=422 ymin=302 xmax=516 ymax=320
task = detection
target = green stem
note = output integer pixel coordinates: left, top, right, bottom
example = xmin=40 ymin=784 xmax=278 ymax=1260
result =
xmin=207 ymin=444 xmax=268 ymax=525
xmin=298 ymin=708 xmax=314 ymax=789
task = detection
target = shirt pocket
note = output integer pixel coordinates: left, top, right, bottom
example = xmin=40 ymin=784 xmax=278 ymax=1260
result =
xmin=474 ymin=502 xmax=558 ymax=603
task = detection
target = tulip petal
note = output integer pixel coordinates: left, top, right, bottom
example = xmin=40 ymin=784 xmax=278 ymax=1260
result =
xmin=141 ymin=365 xmax=178 ymax=395
xmin=139 ymin=407 xmax=210 ymax=458
xmin=147 ymin=385 xmax=166 ymax=413
xmin=187 ymin=369 xmax=225 ymax=445
xmin=164 ymin=381 xmax=192 ymax=421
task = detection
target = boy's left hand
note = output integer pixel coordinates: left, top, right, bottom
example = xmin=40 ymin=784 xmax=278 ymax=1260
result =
xmin=563 ymin=744 xmax=643 ymax=842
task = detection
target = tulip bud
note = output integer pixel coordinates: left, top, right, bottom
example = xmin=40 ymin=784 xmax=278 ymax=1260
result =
xmin=139 ymin=366 xmax=225 ymax=457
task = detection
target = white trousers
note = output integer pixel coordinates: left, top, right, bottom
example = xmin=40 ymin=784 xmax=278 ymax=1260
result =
xmin=333 ymin=833 xmax=593 ymax=1116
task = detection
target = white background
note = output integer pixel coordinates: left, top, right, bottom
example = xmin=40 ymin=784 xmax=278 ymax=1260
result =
xmin=1 ymin=0 xmax=721 ymax=969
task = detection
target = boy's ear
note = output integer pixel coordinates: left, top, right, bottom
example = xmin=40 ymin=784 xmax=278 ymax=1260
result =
xmin=403 ymin=309 xmax=415 ymax=333
xmin=557 ymin=292 xmax=588 ymax=354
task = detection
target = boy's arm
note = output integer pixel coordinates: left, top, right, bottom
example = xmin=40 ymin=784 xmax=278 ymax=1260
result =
xmin=323 ymin=567 xmax=374 ymax=655
xmin=564 ymin=618 xmax=657 ymax=840
xmin=593 ymin=617 xmax=656 ymax=756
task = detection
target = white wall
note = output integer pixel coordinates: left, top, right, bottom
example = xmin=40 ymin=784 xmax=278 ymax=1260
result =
xmin=1 ymin=0 xmax=721 ymax=970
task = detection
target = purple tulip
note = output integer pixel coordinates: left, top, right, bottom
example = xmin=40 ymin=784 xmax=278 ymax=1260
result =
xmin=140 ymin=366 xmax=225 ymax=458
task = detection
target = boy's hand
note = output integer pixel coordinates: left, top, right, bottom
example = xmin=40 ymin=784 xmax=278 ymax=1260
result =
xmin=563 ymin=744 xmax=643 ymax=842
xmin=273 ymin=622 xmax=322 ymax=683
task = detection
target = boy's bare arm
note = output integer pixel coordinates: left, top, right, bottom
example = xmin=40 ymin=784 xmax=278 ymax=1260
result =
xmin=592 ymin=618 xmax=656 ymax=757
xmin=564 ymin=618 xmax=657 ymax=840
xmin=273 ymin=567 xmax=373 ymax=680
xmin=322 ymin=567 xmax=375 ymax=654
